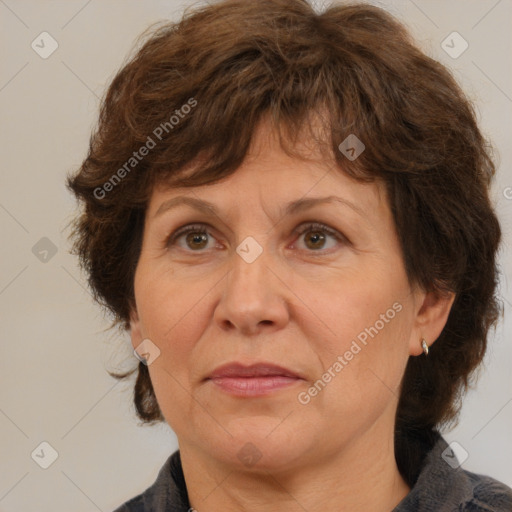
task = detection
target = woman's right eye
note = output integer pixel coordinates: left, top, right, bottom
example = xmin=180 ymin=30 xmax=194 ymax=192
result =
xmin=166 ymin=224 xmax=217 ymax=251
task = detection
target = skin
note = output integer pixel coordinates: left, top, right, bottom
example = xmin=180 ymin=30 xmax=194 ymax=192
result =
xmin=130 ymin=118 xmax=455 ymax=512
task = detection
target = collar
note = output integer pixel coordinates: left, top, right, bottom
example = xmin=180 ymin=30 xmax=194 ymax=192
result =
xmin=392 ymin=432 xmax=474 ymax=511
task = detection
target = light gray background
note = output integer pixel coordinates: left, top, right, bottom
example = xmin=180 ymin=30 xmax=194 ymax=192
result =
xmin=1 ymin=1 xmax=511 ymax=511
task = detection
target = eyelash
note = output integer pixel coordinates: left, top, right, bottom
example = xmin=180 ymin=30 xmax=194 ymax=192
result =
xmin=166 ymin=222 xmax=347 ymax=254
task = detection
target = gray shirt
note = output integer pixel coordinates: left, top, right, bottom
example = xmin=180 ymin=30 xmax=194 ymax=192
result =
xmin=113 ymin=433 xmax=512 ymax=511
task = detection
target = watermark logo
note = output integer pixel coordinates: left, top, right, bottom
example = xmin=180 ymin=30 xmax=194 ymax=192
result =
xmin=31 ymin=32 xmax=58 ymax=59
xmin=441 ymin=441 xmax=469 ymax=469
xmin=32 ymin=237 xmax=58 ymax=263
xmin=134 ymin=338 xmax=161 ymax=366
xmin=236 ymin=236 xmax=263 ymax=264
xmin=338 ymin=134 xmax=365 ymax=161
xmin=237 ymin=442 xmax=263 ymax=467
xmin=31 ymin=441 xmax=59 ymax=469
xmin=441 ymin=31 xmax=469 ymax=59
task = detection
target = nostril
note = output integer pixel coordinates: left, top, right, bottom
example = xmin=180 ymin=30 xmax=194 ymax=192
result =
xmin=223 ymin=320 xmax=235 ymax=329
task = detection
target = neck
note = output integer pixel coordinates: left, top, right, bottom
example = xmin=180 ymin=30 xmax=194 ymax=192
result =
xmin=180 ymin=426 xmax=410 ymax=512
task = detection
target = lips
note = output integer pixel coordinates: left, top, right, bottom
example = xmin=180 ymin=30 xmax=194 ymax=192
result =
xmin=206 ymin=362 xmax=303 ymax=397
xmin=208 ymin=362 xmax=301 ymax=379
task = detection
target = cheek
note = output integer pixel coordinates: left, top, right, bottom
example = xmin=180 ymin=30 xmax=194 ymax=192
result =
xmin=304 ymin=268 xmax=405 ymax=343
xmin=135 ymin=265 xmax=213 ymax=376
xmin=141 ymin=290 xmax=214 ymax=429
xmin=302 ymin=270 xmax=412 ymax=394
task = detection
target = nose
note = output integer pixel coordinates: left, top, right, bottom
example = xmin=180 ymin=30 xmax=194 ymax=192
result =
xmin=213 ymin=247 xmax=290 ymax=336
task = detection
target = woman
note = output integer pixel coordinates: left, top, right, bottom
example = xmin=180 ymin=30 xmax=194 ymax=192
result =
xmin=67 ymin=0 xmax=512 ymax=510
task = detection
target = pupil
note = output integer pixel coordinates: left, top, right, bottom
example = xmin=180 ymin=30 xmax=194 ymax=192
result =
xmin=307 ymin=231 xmax=325 ymax=249
xmin=187 ymin=232 xmax=207 ymax=248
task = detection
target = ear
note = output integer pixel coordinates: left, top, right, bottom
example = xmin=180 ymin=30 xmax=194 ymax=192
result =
xmin=409 ymin=288 xmax=456 ymax=356
xmin=129 ymin=307 xmax=144 ymax=351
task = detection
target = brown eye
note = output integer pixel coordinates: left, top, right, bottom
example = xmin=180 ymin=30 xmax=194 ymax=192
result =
xmin=304 ymin=230 xmax=327 ymax=250
xmin=185 ymin=231 xmax=209 ymax=250
xmin=167 ymin=224 xmax=216 ymax=251
xmin=294 ymin=222 xmax=346 ymax=253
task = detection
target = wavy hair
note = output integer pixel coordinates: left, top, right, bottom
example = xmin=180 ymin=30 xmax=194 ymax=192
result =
xmin=67 ymin=0 xmax=502 ymax=485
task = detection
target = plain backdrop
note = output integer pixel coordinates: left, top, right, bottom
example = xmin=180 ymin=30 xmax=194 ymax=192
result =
xmin=1 ymin=1 xmax=511 ymax=511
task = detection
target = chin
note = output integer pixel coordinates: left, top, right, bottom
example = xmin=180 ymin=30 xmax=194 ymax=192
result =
xmin=195 ymin=415 xmax=317 ymax=473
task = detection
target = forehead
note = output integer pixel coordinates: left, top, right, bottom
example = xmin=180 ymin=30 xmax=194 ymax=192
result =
xmin=148 ymin=117 xmax=387 ymax=221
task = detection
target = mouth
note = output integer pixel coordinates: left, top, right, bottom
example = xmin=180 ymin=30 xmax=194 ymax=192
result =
xmin=206 ymin=362 xmax=304 ymax=397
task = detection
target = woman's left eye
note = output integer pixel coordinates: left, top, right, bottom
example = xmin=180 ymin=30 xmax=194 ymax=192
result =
xmin=166 ymin=222 xmax=346 ymax=253
xmin=293 ymin=222 xmax=345 ymax=252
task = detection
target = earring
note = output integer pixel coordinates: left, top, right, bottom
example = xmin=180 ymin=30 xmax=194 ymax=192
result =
xmin=421 ymin=338 xmax=429 ymax=356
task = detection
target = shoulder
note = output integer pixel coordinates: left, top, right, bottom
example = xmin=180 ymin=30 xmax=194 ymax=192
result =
xmin=112 ymin=494 xmax=144 ymax=512
xmin=394 ymin=432 xmax=512 ymax=512
xmin=461 ymin=470 xmax=512 ymax=511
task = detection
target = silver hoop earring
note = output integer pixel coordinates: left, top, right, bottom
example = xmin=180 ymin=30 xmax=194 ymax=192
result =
xmin=421 ymin=338 xmax=429 ymax=356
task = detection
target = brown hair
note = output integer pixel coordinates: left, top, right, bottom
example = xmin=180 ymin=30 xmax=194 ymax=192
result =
xmin=67 ymin=0 xmax=502 ymax=484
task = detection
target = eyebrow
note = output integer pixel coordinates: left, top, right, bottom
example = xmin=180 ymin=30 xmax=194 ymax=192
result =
xmin=153 ymin=195 xmax=367 ymax=220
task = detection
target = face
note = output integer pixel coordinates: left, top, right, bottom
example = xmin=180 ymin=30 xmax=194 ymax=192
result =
xmin=130 ymin=120 xmax=443 ymax=474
